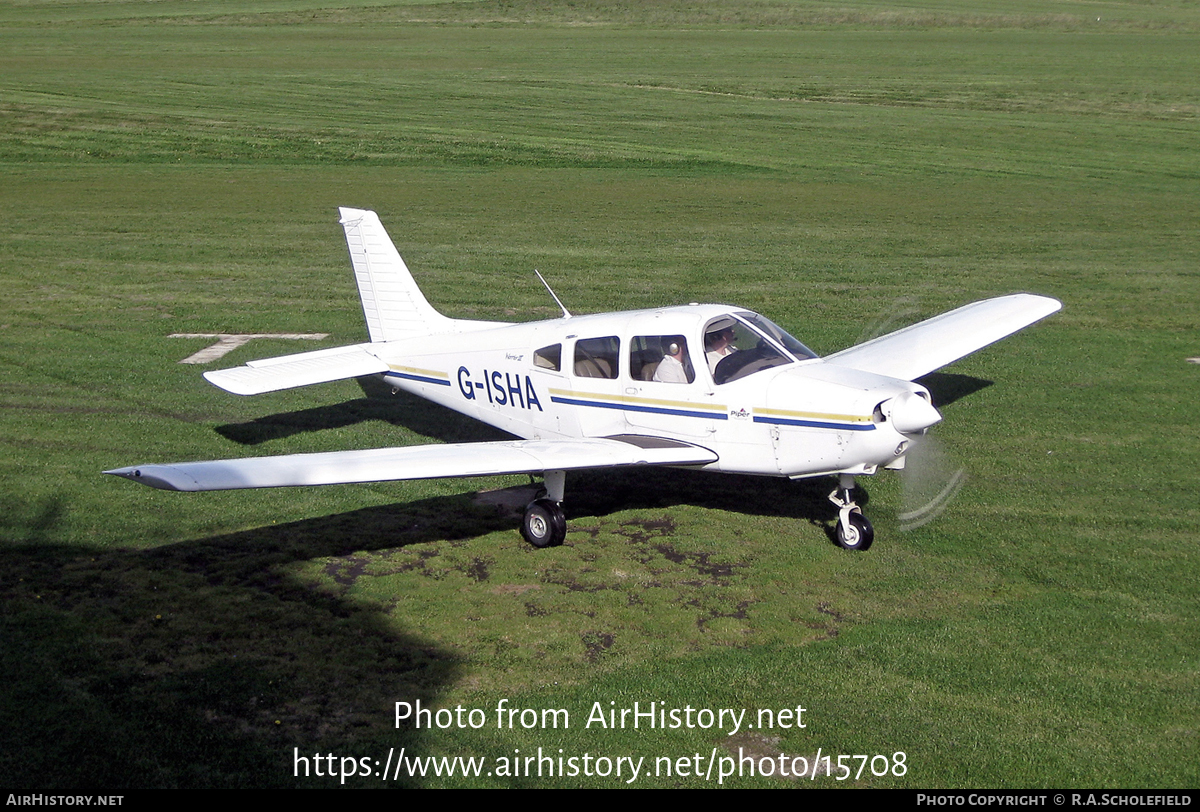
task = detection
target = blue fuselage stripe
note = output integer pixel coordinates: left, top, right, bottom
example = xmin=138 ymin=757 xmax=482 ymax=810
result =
xmin=383 ymin=371 xmax=452 ymax=387
xmin=550 ymin=396 xmax=726 ymax=421
xmin=752 ymin=415 xmax=875 ymax=431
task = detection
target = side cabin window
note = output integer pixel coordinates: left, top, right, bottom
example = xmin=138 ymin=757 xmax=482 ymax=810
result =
xmin=630 ymin=335 xmax=695 ymax=384
xmin=533 ymin=343 xmax=562 ymax=372
xmin=574 ymin=336 xmax=619 ymax=379
xmin=705 ymin=315 xmax=795 ymax=385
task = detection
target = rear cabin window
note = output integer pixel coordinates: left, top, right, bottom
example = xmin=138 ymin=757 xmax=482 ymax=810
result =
xmin=533 ymin=343 xmax=562 ymax=372
xmin=574 ymin=336 xmax=619 ymax=379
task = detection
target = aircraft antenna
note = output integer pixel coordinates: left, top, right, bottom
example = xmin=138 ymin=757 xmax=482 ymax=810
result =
xmin=535 ymin=270 xmax=572 ymax=319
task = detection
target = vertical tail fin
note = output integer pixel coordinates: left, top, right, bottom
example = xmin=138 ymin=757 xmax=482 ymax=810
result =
xmin=339 ymin=207 xmax=453 ymax=342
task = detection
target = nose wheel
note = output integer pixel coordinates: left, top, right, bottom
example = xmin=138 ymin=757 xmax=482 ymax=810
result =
xmin=835 ymin=512 xmax=874 ymax=551
xmin=829 ymin=474 xmax=874 ymax=551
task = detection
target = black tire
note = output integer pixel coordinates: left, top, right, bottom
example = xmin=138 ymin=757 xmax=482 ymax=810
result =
xmin=521 ymin=498 xmax=567 ymax=548
xmin=835 ymin=512 xmax=874 ymax=551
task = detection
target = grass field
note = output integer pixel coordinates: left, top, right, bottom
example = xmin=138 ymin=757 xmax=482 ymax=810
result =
xmin=1 ymin=0 xmax=1197 ymax=788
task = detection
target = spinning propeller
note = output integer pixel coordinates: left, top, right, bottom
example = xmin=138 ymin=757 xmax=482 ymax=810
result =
xmin=847 ymin=301 xmax=973 ymax=539
xmin=896 ymin=420 xmax=968 ymax=532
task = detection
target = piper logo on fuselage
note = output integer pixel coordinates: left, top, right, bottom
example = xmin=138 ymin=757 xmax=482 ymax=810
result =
xmin=458 ymin=366 xmax=543 ymax=411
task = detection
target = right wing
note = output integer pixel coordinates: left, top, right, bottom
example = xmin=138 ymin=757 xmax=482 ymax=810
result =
xmin=203 ymin=343 xmax=389 ymax=396
xmin=104 ymin=436 xmax=718 ymax=492
xmin=822 ymin=294 xmax=1061 ymax=381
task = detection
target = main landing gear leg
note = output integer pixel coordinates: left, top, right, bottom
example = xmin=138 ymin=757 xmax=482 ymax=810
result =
xmin=522 ymin=469 xmax=567 ymax=548
xmin=829 ymin=473 xmax=874 ymax=551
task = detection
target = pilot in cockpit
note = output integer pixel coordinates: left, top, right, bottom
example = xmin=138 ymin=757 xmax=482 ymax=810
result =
xmin=705 ymin=318 xmax=738 ymax=373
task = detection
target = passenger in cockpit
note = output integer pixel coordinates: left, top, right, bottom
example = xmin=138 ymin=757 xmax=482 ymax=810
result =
xmin=652 ymin=336 xmax=690 ymax=383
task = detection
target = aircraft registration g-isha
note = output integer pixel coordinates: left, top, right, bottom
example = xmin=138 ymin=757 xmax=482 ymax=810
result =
xmin=107 ymin=208 xmax=1061 ymax=551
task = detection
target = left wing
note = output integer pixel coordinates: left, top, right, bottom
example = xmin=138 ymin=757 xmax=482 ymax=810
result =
xmin=822 ymin=293 xmax=1061 ymax=381
xmin=105 ymin=436 xmax=717 ymax=492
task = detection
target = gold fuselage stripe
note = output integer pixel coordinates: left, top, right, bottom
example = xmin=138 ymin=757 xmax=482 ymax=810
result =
xmin=389 ymin=364 xmax=449 ymax=379
xmin=548 ymin=388 xmax=727 ymax=412
xmin=754 ymin=406 xmax=872 ymax=423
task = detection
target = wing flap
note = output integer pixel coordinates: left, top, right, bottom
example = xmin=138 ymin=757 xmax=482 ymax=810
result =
xmin=105 ymin=437 xmax=718 ymax=492
xmin=203 ymin=344 xmax=389 ymax=396
xmin=823 ymin=294 xmax=1061 ymax=381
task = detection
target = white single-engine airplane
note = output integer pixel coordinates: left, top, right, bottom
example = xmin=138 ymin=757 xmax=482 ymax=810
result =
xmin=107 ymin=208 xmax=1061 ymax=550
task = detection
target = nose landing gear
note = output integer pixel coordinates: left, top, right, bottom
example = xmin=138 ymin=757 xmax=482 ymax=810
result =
xmin=829 ymin=474 xmax=874 ymax=551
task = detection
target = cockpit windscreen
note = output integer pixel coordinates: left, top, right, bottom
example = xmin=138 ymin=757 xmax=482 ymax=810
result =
xmin=736 ymin=312 xmax=818 ymax=360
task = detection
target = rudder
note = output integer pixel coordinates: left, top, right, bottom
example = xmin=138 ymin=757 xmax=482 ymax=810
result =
xmin=339 ymin=207 xmax=453 ymax=342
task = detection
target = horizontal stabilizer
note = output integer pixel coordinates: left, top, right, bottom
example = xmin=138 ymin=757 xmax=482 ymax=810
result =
xmin=105 ymin=437 xmax=718 ymax=491
xmin=823 ymin=294 xmax=1061 ymax=381
xmin=203 ymin=344 xmax=389 ymax=396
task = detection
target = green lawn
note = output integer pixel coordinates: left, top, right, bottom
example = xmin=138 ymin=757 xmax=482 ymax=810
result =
xmin=1 ymin=0 xmax=1197 ymax=788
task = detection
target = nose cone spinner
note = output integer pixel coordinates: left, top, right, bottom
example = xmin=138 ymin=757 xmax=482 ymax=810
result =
xmin=887 ymin=391 xmax=942 ymax=435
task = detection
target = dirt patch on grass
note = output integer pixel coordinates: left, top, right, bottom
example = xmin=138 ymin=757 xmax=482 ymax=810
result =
xmin=616 ymin=517 xmax=746 ymax=586
xmin=724 ymin=732 xmax=833 ymax=781
xmin=616 ymin=516 xmax=676 ymax=543
xmin=581 ymin=630 xmax=616 ymax=662
xmin=806 ymin=601 xmax=846 ymax=640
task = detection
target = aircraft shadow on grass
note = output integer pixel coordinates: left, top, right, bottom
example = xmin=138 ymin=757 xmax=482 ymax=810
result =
xmin=1 ymin=468 xmax=828 ymax=789
xmin=916 ymin=371 xmax=993 ymax=409
xmin=1 ymin=491 xmax=524 ymax=789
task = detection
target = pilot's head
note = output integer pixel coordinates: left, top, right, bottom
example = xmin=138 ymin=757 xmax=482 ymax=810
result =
xmin=706 ymin=320 xmax=736 ymax=349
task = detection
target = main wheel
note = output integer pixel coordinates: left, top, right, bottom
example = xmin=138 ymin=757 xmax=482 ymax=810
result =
xmin=835 ymin=512 xmax=874 ymax=551
xmin=521 ymin=498 xmax=567 ymax=548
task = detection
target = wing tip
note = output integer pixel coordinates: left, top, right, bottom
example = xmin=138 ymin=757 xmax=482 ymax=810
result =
xmin=1015 ymin=292 xmax=1063 ymax=313
xmin=338 ymin=206 xmax=374 ymax=225
xmin=104 ymin=466 xmax=187 ymax=491
xmin=202 ymin=369 xmax=258 ymax=396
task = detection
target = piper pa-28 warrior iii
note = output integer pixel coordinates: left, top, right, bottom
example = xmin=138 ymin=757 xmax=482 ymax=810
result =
xmin=107 ymin=208 xmax=1061 ymax=551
